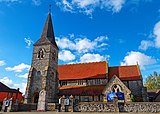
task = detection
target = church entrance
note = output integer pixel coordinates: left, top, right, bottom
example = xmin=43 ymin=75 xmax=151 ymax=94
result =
xmin=33 ymin=92 xmax=39 ymax=103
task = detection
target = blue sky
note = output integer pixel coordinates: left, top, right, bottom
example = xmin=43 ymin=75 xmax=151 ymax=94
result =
xmin=0 ymin=0 xmax=160 ymax=94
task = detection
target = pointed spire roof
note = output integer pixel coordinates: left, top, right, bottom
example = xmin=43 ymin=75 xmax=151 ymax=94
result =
xmin=34 ymin=12 xmax=58 ymax=49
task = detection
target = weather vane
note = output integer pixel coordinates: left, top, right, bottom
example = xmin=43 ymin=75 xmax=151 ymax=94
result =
xmin=49 ymin=4 xmax=52 ymax=13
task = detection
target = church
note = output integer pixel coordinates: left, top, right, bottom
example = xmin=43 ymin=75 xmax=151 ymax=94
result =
xmin=24 ymin=12 xmax=147 ymax=105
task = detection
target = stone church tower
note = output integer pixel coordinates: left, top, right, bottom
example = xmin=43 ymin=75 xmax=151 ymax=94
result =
xmin=24 ymin=12 xmax=59 ymax=104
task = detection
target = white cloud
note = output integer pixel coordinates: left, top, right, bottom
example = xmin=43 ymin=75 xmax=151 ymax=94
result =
xmin=17 ymin=73 xmax=28 ymax=78
xmin=56 ymin=0 xmax=74 ymax=13
xmin=24 ymin=37 xmax=33 ymax=48
xmin=0 ymin=60 xmax=5 ymax=66
xmin=56 ymin=0 xmax=153 ymax=16
xmin=98 ymin=43 xmax=108 ymax=48
xmin=80 ymin=53 xmax=105 ymax=63
xmin=75 ymin=38 xmax=97 ymax=53
xmin=138 ymin=21 xmax=160 ymax=50
xmin=101 ymin=0 xmax=125 ymax=13
xmin=0 ymin=77 xmax=13 ymax=87
xmin=0 ymin=77 xmax=27 ymax=94
xmin=20 ymin=82 xmax=27 ymax=95
xmin=121 ymin=51 xmax=157 ymax=69
xmin=95 ymin=35 xmax=108 ymax=42
xmin=138 ymin=40 xmax=154 ymax=50
xmin=153 ymin=21 xmax=160 ymax=48
xmin=59 ymin=50 xmax=75 ymax=62
xmin=5 ymin=63 xmax=30 ymax=72
xmin=56 ymin=0 xmax=125 ymax=16
xmin=56 ymin=36 xmax=75 ymax=49
xmin=72 ymin=0 xmax=99 ymax=8
xmin=32 ymin=0 xmax=41 ymax=6
xmin=56 ymin=34 xmax=109 ymax=53
xmin=62 ymin=0 xmax=73 ymax=11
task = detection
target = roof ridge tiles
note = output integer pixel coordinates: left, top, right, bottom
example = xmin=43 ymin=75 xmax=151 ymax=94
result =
xmin=109 ymin=65 xmax=137 ymax=68
xmin=59 ymin=61 xmax=106 ymax=66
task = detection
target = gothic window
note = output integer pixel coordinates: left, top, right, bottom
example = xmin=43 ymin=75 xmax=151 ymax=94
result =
xmin=112 ymin=84 xmax=122 ymax=93
xmin=38 ymin=48 xmax=45 ymax=59
xmin=52 ymin=50 xmax=56 ymax=61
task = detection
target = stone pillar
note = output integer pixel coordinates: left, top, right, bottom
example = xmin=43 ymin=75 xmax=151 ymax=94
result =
xmin=113 ymin=95 xmax=119 ymax=113
xmin=103 ymin=95 xmax=107 ymax=102
xmin=126 ymin=93 xmax=131 ymax=102
xmin=2 ymin=97 xmax=15 ymax=112
xmin=60 ymin=95 xmax=65 ymax=112
xmin=7 ymin=98 xmax=14 ymax=112
xmin=37 ymin=90 xmax=48 ymax=111
xmin=1 ymin=98 xmax=7 ymax=112
xmin=60 ymin=95 xmax=74 ymax=112
xmin=68 ymin=95 xmax=74 ymax=112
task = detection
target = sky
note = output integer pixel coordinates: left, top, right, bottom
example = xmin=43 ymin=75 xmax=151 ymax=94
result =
xmin=0 ymin=0 xmax=160 ymax=94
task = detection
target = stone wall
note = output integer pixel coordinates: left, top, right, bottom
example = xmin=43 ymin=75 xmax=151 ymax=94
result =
xmin=47 ymin=103 xmax=57 ymax=111
xmin=79 ymin=102 xmax=118 ymax=112
xmin=124 ymin=102 xmax=160 ymax=113
xmin=79 ymin=102 xmax=160 ymax=113
xmin=18 ymin=104 xmax=37 ymax=111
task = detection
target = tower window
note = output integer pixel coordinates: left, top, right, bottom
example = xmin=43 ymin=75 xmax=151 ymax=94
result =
xmin=52 ymin=51 xmax=56 ymax=61
xmin=38 ymin=48 xmax=44 ymax=59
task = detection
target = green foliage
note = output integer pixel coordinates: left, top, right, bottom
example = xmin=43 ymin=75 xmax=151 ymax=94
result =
xmin=130 ymin=95 xmax=142 ymax=102
xmin=130 ymin=95 xmax=135 ymax=102
xmin=144 ymin=71 xmax=160 ymax=89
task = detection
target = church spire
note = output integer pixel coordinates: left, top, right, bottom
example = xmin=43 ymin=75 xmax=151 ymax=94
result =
xmin=41 ymin=12 xmax=54 ymax=39
xmin=34 ymin=10 xmax=58 ymax=49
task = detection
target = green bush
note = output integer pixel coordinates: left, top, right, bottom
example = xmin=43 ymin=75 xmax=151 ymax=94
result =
xmin=130 ymin=95 xmax=135 ymax=102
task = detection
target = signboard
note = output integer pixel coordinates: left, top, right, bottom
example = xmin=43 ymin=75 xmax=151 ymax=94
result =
xmin=116 ymin=92 xmax=125 ymax=100
xmin=5 ymin=100 xmax=10 ymax=107
xmin=64 ymin=98 xmax=69 ymax=106
xmin=107 ymin=92 xmax=116 ymax=101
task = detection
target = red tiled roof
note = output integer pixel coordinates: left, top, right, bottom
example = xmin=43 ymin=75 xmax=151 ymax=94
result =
xmin=59 ymin=85 xmax=106 ymax=95
xmin=0 ymin=82 xmax=10 ymax=92
xmin=58 ymin=61 xmax=107 ymax=81
xmin=108 ymin=65 xmax=142 ymax=81
xmin=0 ymin=82 xmax=22 ymax=93
xmin=58 ymin=61 xmax=142 ymax=81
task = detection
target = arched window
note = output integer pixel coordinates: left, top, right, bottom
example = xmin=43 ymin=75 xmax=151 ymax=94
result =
xmin=112 ymin=84 xmax=122 ymax=93
xmin=52 ymin=50 xmax=56 ymax=61
xmin=38 ymin=48 xmax=44 ymax=59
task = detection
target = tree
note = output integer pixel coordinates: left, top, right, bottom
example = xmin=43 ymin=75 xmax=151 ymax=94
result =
xmin=144 ymin=71 xmax=160 ymax=89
